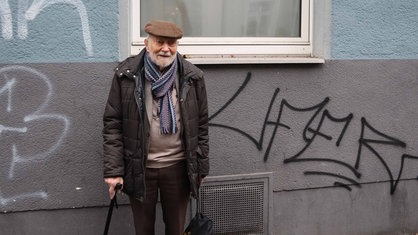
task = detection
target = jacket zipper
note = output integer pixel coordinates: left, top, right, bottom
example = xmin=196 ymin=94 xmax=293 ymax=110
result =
xmin=133 ymin=72 xmax=147 ymax=202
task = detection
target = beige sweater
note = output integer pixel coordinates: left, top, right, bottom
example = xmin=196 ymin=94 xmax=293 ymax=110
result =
xmin=145 ymin=77 xmax=185 ymax=168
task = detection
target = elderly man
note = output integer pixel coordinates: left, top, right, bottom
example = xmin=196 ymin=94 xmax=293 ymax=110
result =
xmin=103 ymin=20 xmax=209 ymax=235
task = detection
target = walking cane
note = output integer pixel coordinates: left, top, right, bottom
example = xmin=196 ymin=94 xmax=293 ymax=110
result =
xmin=103 ymin=183 xmax=123 ymax=235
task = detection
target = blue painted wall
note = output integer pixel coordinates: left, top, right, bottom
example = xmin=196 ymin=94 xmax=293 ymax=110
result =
xmin=0 ymin=0 xmax=118 ymax=63
xmin=332 ymin=0 xmax=418 ymax=59
xmin=2 ymin=1 xmax=418 ymax=63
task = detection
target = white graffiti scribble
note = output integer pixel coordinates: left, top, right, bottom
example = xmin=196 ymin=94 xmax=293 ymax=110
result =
xmin=0 ymin=0 xmax=12 ymax=40
xmin=0 ymin=0 xmax=93 ymax=56
xmin=0 ymin=65 xmax=70 ymax=207
xmin=0 ymin=124 xmax=27 ymax=135
xmin=0 ymin=75 xmax=14 ymax=112
xmin=0 ymin=191 xmax=48 ymax=207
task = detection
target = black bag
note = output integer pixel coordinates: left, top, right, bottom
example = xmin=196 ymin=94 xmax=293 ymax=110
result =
xmin=184 ymin=212 xmax=213 ymax=235
xmin=184 ymin=190 xmax=213 ymax=235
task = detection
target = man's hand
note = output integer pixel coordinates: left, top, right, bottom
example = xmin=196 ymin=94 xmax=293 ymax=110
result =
xmin=104 ymin=177 xmax=124 ymax=199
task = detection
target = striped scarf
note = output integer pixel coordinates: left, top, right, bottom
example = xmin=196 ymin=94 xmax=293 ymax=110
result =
xmin=144 ymin=53 xmax=178 ymax=134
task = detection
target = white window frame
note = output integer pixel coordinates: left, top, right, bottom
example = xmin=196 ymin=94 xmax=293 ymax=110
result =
xmin=130 ymin=0 xmax=324 ymax=64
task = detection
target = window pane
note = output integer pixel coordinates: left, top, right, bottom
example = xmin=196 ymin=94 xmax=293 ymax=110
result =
xmin=140 ymin=0 xmax=301 ymax=37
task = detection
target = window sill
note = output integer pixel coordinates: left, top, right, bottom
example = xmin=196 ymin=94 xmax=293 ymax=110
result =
xmin=130 ymin=44 xmax=323 ymax=64
xmin=184 ymin=56 xmax=325 ymax=64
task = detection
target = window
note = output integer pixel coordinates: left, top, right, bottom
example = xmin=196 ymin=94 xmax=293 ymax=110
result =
xmin=130 ymin=0 xmax=321 ymax=64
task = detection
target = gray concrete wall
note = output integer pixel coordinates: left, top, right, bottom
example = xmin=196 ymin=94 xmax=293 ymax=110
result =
xmin=1 ymin=60 xmax=417 ymax=234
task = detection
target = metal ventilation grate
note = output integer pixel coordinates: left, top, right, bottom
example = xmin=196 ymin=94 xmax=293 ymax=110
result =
xmin=196 ymin=172 xmax=273 ymax=235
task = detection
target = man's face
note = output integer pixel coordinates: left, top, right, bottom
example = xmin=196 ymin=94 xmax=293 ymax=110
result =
xmin=144 ymin=35 xmax=178 ymax=70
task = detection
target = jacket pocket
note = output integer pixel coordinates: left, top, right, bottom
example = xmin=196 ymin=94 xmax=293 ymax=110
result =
xmin=123 ymin=153 xmax=144 ymax=198
xmin=122 ymin=156 xmax=134 ymax=196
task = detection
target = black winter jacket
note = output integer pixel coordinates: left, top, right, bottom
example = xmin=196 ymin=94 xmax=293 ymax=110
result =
xmin=103 ymin=49 xmax=209 ymax=201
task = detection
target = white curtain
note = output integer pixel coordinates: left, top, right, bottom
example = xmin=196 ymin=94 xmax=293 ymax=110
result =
xmin=141 ymin=0 xmax=301 ymax=37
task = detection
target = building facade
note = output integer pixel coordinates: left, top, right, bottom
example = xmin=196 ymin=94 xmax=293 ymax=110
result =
xmin=0 ymin=0 xmax=417 ymax=234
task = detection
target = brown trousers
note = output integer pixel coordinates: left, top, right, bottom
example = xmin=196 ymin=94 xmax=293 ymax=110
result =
xmin=129 ymin=161 xmax=190 ymax=235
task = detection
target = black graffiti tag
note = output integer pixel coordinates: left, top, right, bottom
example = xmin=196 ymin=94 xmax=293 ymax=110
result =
xmin=209 ymin=72 xmax=418 ymax=194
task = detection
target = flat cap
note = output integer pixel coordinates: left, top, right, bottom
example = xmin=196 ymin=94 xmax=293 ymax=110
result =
xmin=144 ymin=20 xmax=183 ymax=39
